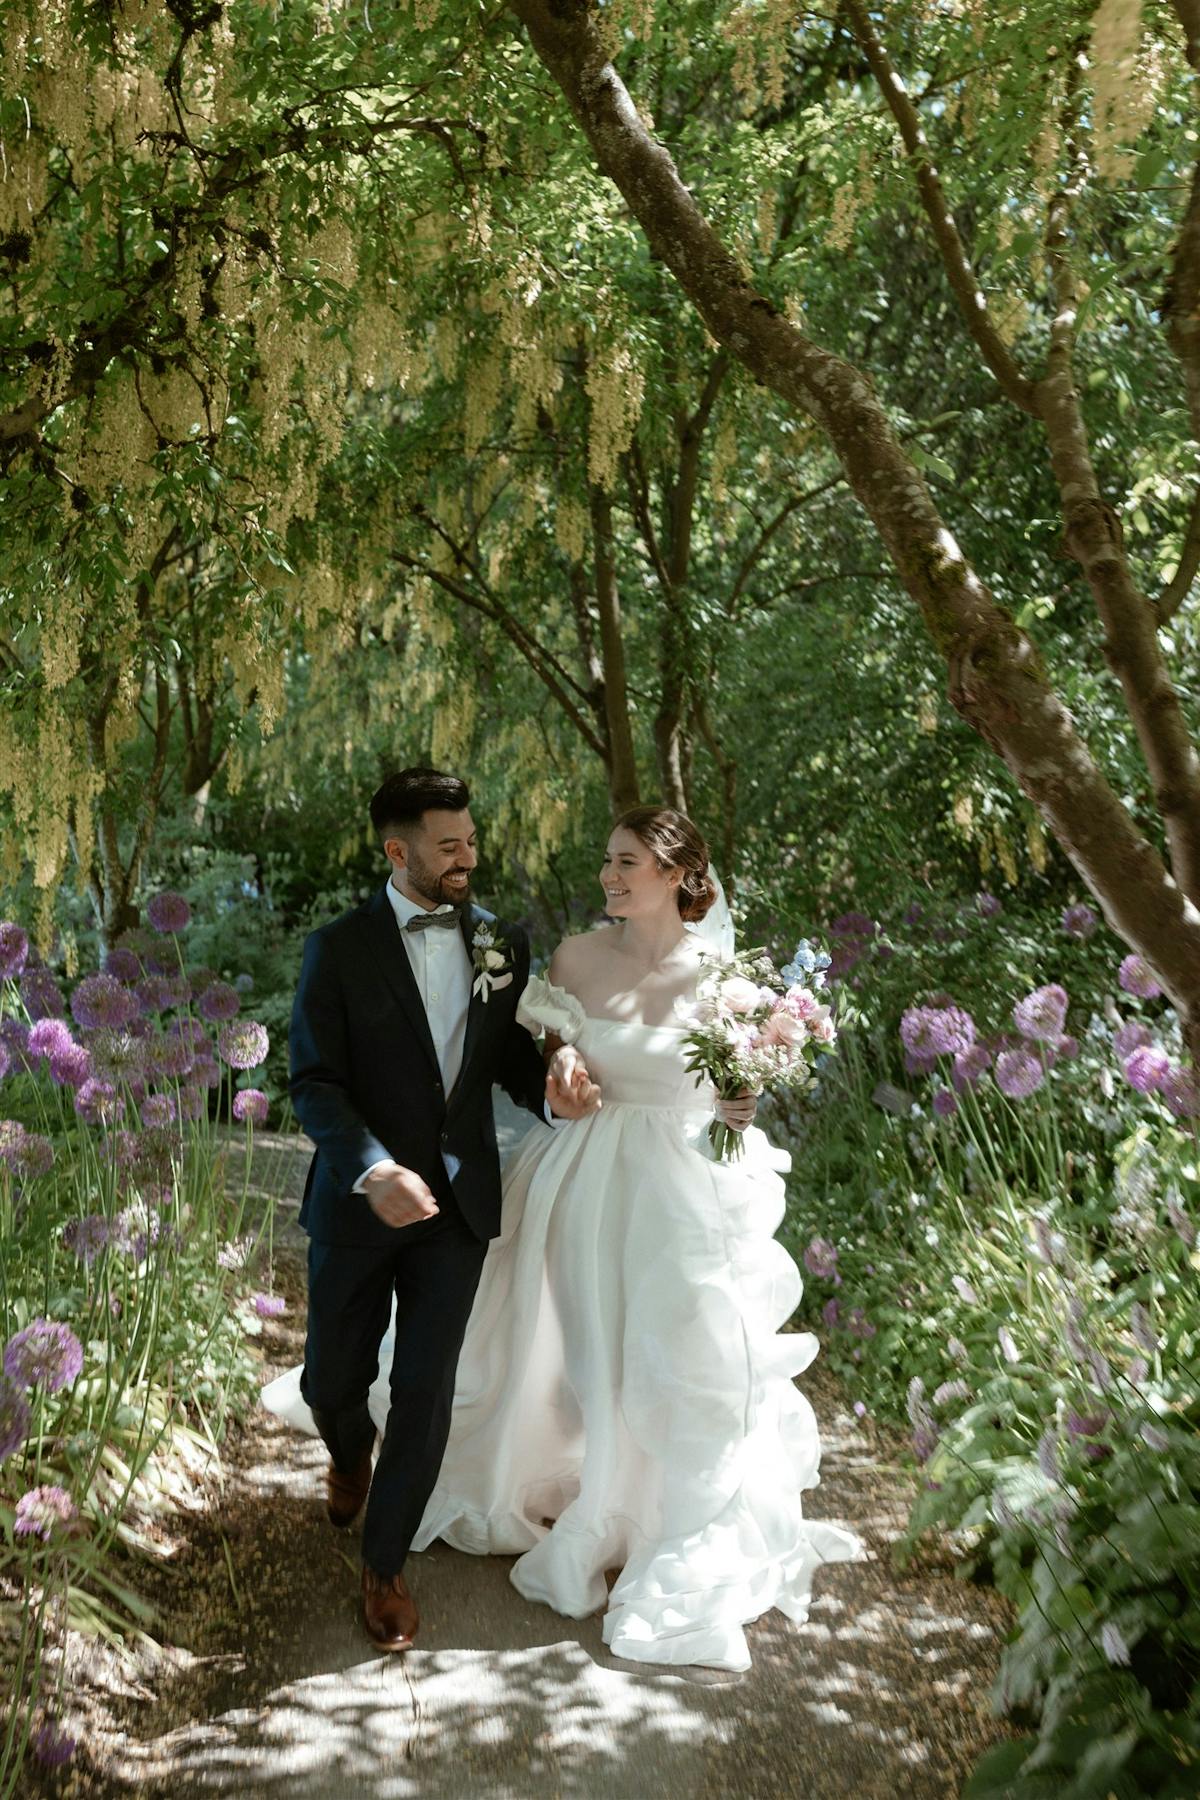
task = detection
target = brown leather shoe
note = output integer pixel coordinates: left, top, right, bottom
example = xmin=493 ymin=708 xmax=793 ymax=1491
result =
xmin=325 ymin=1444 xmax=373 ymax=1529
xmin=362 ymin=1565 xmax=419 ymax=1653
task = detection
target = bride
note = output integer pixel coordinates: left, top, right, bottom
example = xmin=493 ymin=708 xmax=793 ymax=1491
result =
xmin=266 ymin=805 xmax=858 ymax=1672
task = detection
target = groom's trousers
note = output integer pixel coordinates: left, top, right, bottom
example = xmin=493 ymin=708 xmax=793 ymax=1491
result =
xmin=300 ymin=1204 xmax=489 ymax=1578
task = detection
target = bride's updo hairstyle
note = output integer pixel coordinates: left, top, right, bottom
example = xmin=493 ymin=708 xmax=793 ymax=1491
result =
xmin=614 ymin=807 xmax=718 ymax=923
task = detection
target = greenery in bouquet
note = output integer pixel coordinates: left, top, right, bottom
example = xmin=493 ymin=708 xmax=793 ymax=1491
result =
xmin=679 ymin=940 xmax=836 ymax=1161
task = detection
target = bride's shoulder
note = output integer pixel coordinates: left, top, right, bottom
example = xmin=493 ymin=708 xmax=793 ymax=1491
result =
xmin=547 ymin=927 xmax=612 ymax=983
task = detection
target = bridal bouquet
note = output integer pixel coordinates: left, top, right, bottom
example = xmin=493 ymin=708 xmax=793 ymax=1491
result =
xmin=677 ymin=940 xmax=836 ymax=1162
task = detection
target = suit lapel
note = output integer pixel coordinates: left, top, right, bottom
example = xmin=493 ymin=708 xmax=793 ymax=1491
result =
xmin=452 ymin=906 xmax=495 ymax=1098
xmin=366 ymin=885 xmax=440 ymax=1077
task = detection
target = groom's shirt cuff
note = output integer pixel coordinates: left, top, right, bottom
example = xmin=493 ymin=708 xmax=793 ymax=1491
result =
xmin=353 ymin=1159 xmax=390 ymax=1195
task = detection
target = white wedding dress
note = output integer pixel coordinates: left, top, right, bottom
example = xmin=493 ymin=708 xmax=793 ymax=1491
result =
xmin=263 ymin=975 xmax=859 ymax=1671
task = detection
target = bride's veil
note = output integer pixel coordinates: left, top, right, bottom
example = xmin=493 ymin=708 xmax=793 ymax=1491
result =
xmin=686 ymin=864 xmax=735 ymax=961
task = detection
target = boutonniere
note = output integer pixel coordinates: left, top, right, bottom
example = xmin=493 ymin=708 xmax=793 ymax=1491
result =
xmin=471 ymin=923 xmax=514 ymax=1002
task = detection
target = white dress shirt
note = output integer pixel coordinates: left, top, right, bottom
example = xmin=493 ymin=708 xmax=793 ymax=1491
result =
xmin=385 ymin=880 xmax=473 ymax=1091
xmin=354 ymin=880 xmax=560 ymax=1194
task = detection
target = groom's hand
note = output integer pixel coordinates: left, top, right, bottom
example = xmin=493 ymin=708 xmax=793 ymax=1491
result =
xmin=363 ymin=1160 xmax=439 ymax=1228
xmin=546 ymin=1046 xmax=602 ymax=1120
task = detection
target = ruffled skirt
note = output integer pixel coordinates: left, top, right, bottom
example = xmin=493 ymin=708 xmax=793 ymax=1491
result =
xmin=415 ymin=1106 xmax=860 ymax=1671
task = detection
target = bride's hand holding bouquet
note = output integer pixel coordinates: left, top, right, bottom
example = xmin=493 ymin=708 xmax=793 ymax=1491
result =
xmin=677 ymin=939 xmax=836 ymax=1161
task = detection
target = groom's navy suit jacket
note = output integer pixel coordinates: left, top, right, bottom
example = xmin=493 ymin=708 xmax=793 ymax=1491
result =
xmin=290 ymin=886 xmax=547 ymax=1247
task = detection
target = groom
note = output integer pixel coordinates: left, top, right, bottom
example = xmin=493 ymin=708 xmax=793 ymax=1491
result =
xmin=289 ymin=766 xmax=587 ymax=1652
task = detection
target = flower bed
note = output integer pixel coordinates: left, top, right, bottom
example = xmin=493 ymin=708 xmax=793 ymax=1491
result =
xmin=0 ymin=903 xmax=284 ymax=1792
xmin=782 ymin=895 xmax=1200 ymax=1796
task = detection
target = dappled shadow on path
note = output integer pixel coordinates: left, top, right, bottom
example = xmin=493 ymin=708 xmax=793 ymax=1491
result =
xmin=95 ymin=1370 xmax=1008 ymax=1800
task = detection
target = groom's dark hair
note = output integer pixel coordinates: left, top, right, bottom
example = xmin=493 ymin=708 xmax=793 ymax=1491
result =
xmin=370 ymin=767 xmax=470 ymax=842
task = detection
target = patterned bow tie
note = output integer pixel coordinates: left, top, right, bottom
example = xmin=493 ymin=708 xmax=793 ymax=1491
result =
xmin=404 ymin=906 xmax=463 ymax=934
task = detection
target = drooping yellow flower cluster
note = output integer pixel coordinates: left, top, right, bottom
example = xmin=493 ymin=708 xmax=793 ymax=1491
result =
xmin=1090 ymin=0 xmax=1158 ymax=181
xmin=585 ymin=339 xmax=645 ymax=491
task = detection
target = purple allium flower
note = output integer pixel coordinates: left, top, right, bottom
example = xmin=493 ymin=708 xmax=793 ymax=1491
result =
xmin=1031 ymin=1216 xmax=1064 ymax=1266
xmin=853 ymin=1399 xmax=868 ymax=1418
xmin=233 ymin=971 xmax=255 ymax=993
xmin=147 ymin=891 xmax=191 ymax=934
xmin=803 ymin=1236 xmax=838 ymax=1278
xmin=232 ymin=1088 xmax=269 ymax=1126
xmin=1061 ymin=902 xmax=1098 ymax=940
xmin=906 ymin=1375 xmax=932 ymax=1427
xmin=1066 ymin=1408 xmax=1112 ymax=1460
xmin=8 ymin=1132 xmax=54 ymax=1179
xmin=217 ymin=1020 xmax=269 ymax=1070
xmin=1100 ymin=1621 xmax=1130 ymax=1667
xmin=950 ymin=1043 xmax=991 ymax=1091
xmin=198 ymin=981 xmax=241 ymax=1023
xmin=0 ymin=1041 xmax=8 ymax=1080
xmin=64 ymin=1214 xmax=110 ymax=1265
xmin=903 ymin=1048 xmax=937 ymax=1077
xmin=997 ymin=1325 xmax=1021 ymax=1364
xmin=134 ymin=975 xmax=175 ymax=1016
xmin=847 ymin=1307 xmax=876 ymax=1338
xmin=0 ymin=1373 xmax=31 ymax=1462
xmin=975 ymin=892 xmax=1002 ymax=919
xmin=932 ymin=1088 xmax=959 ymax=1118
xmin=14 ymin=1483 xmax=77 ymax=1541
xmin=995 ymin=1046 xmax=1045 ymax=1099
xmin=1129 ymin=1302 xmax=1157 ymax=1356
xmin=192 ymin=1056 xmax=221 ymax=1090
xmin=149 ymin=1034 xmax=195 ymax=1080
xmin=84 ymin=1026 xmax=148 ymax=1083
xmin=0 ymin=922 xmax=30 ymax=979
xmin=74 ymin=1078 xmax=123 ymax=1126
xmin=71 ymin=972 xmax=138 ymax=1032
xmin=1037 ymin=1429 xmax=1061 ymax=1484
xmin=252 ymin=1293 xmax=287 ymax=1319
xmin=1122 ymin=1045 xmax=1170 ymax=1094
xmin=1161 ymin=1064 xmax=1200 ymax=1119
xmin=1013 ymin=983 xmax=1069 ymax=1043
xmin=1113 ymin=1019 xmax=1152 ymax=1059
xmin=27 ymin=1018 xmax=74 ymax=1062
xmin=140 ymin=1093 xmax=176 ymax=1128
xmin=1053 ymin=1034 xmax=1079 ymax=1061
xmin=103 ymin=947 xmax=142 ymax=983
xmin=913 ymin=1423 xmax=939 ymax=1462
xmin=829 ymin=911 xmax=876 ymax=939
xmin=1 ymin=1020 xmax=30 ymax=1064
xmin=30 ymin=1719 xmax=76 ymax=1768
xmin=933 ymin=1379 xmax=970 ymax=1408
xmin=49 ymin=1042 xmax=91 ymax=1089
xmin=1166 ymin=1196 xmax=1196 ymax=1248
xmin=1118 ymin=954 xmax=1162 ymax=1000
xmin=217 ymin=1236 xmax=252 ymax=1272
xmin=4 ymin=1319 xmax=84 ymax=1393
xmin=177 ymin=1084 xmax=207 ymax=1121
xmin=951 ymin=1275 xmax=979 ymax=1306
xmin=900 ymin=1004 xmax=976 ymax=1059
xmin=20 ymin=965 xmax=66 ymax=1019
xmin=947 ymin=1336 xmax=968 ymax=1362
xmin=821 ymin=1297 xmax=840 ymax=1329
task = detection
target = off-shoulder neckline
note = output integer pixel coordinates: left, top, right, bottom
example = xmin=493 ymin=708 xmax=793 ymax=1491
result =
xmin=525 ymin=972 xmax=690 ymax=1033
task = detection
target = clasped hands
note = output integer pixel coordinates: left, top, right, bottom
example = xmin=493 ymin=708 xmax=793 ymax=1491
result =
xmin=546 ymin=1045 xmax=603 ymax=1119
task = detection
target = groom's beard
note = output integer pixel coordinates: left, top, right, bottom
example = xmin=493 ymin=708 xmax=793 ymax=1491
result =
xmin=405 ymin=853 xmax=472 ymax=909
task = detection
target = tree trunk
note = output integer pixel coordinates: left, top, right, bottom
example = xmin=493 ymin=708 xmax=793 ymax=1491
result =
xmin=511 ymin=0 xmax=1200 ymax=1049
xmin=589 ymin=486 xmax=641 ymax=814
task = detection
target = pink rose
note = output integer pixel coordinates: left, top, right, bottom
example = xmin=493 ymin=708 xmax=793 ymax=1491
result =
xmin=810 ymin=1008 xmax=836 ymax=1045
xmin=719 ymin=976 xmax=763 ymax=1014
xmin=762 ymin=1010 xmax=807 ymax=1048
xmin=783 ymin=985 xmax=820 ymax=1019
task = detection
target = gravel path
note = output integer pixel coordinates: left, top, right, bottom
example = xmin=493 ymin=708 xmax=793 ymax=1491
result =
xmin=77 ymin=1106 xmax=1012 ymax=1799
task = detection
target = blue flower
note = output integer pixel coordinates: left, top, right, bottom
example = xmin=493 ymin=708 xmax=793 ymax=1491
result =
xmin=782 ymin=939 xmax=831 ymax=986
